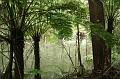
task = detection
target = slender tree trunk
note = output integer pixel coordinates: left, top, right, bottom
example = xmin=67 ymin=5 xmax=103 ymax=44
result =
xmin=77 ymin=24 xmax=84 ymax=76
xmin=77 ymin=25 xmax=82 ymax=67
xmin=88 ymin=0 xmax=105 ymax=74
xmin=12 ymin=28 xmax=24 ymax=79
xmin=32 ymin=33 xmax=41 ymax=79
xmin=2 ymin=43 xmax=13 ymax=79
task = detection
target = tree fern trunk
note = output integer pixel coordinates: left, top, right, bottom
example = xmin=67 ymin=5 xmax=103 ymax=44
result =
xmin=12 ymin=28 xmax=24 ymax=79
xmin=104 ymin=17 xmax=113 ymax=69
xmin=33 ymin=33 xmax=41 ymax=79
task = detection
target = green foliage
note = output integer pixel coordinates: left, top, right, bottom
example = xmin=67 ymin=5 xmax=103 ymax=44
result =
xmin=48 ymin=12 xmax=73 ymax=39
xmin=25 ymin=0 xmax=86 ymax=40
xmin=112 ymin=52 xmax=120 ymax=67
xmin=105 ymin=0 xmax=120 ymax=18
xmin=111 ymin=21 xmax=120 ymax=67
xmin=90 ymin=23 xmax=114 ymax=47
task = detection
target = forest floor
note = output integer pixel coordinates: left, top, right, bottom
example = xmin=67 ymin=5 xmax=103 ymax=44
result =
xmin=61 ymin=67 xmax=120 ymax=79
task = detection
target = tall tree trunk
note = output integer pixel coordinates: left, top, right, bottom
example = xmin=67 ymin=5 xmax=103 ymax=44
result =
xmin=32 ymin=33 xmax=41 ymax=79
xmin=2 ymin=43 xmax=13 ymax=79
xmin=88 ymin=0 xmax=105 ymax=74
xmin=12 ymin=28 xmax=24 ymax=79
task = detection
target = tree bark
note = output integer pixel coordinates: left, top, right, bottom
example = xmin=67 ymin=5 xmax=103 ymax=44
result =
xmin=88 ymin=0 xmax=105 ymax=74
xmin=33 ymin=33 xmax=41 ymax=79
xmin=12 ymin=28 xmax=24 ymax=79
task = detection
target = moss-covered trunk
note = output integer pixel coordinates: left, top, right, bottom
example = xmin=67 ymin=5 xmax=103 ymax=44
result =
xmin=12 ymin=28 xmax=24 ymax=79
xmin=33 ymin=33 xmax=41 ymax=79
